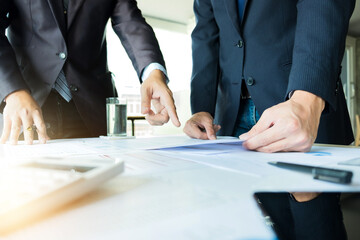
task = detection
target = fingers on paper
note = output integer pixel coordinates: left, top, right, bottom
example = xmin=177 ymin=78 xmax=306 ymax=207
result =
xmin=0 ymin=115 xmax=11 ymax=144
xmin=183 ymin=116 xmax=219 ymax=140
xmin=9 ymin=117 xmax=22 ymax=145
xmin=242 ymin=118 xmax=312 ymax=153
xmin=33 ymin=110 xmax=49 ymax=144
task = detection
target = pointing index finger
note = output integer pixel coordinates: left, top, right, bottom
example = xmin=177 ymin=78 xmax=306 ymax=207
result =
xmin=161 ymin=91 xmax=181 ymax=127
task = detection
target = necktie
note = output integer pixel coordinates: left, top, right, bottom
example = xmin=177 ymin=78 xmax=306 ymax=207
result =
xmin=54 ymin=70 xmax=72 ymax=102
xmin=53 ymin=0 xmax=71 ymax=102
xmin=238 ymin=0 xmax=246 ymax=22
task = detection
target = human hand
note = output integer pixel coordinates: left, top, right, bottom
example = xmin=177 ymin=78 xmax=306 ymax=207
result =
xmin=183 ymin=112 xmax=221 ymax=140
xmin=140 ymin=69 xmax=181 ymax=127
xmin=0 ymin=90 xmax=49 ymax=145
xmin=291 ymin=192 xmax=321 ymax=202
xmin=240 ymin=90 xmax=325 ymax=152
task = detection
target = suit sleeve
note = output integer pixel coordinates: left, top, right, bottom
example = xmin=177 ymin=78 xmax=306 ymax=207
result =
xmin=287 ymin=0 xmax=355 ymax=111
xmin=190 ymin=0 xmax=220 ymax=116
xmin=0 ymin=0 xmax=29 ymax=108
xmin=110 ymin=0 xmax=166 ymax=82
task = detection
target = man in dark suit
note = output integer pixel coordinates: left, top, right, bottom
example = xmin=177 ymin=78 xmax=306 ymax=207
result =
xmin=0 ymin=0 xmax=180 ymax=145
xmin=184 ymin=0 xmax=355 ymax=239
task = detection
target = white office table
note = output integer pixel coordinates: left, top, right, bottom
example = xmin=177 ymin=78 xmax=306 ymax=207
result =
xmin=1 ymin=136 xmax=360 ymax=240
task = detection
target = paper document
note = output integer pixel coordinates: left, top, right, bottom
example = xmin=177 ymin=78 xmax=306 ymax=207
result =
xmin=148 ymin=139 xmax=360 ymax=181
xmin=121 ymin=151 xmax=201 ymax=176
xmin=149 ymin=139 xmax=269 ymax=177
xmin=149 ymin=136 xmax=242 ymax=150
xmin=152 ymin=140 xmax=244 ymax=155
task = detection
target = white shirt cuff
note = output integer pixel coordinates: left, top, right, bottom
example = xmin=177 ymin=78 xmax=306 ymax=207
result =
xmin=141 ymin=63 xmax=169 ymax=84
xmin=288 ymin=90 xmax=295 ymax=99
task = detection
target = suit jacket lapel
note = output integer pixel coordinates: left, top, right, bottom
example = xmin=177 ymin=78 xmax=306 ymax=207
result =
xmin=46 ymin=0 xmax=67 ymax=38
xmin=223 ymin=0 xmax=241 ymax=35
xmin=223 ymin=0 xmax=249 ymax=36
xmin=67 ymin=0 xmax=86 ymax=30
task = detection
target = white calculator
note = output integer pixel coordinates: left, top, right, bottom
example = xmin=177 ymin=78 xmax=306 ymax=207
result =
xmin=0 ymin=155 xmax=124 ymax=235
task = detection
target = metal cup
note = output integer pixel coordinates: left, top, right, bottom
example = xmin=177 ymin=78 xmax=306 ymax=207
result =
xmin=106 ymin=97 xmax=127 ymax=136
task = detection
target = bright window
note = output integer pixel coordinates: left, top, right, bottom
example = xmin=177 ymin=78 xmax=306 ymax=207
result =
xmin=106 ymin=22 xmax=192 ymax=136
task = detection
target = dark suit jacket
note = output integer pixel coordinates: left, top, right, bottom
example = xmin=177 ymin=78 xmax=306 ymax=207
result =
xmin=0 ymin=0 xmax=165 ymax=136
xmin=191 ymin=0 xmax=355 ymax=145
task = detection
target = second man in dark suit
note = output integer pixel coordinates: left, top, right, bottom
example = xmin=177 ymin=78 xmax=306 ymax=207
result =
xmin=184 ymin=0 xmax=355 ymax=239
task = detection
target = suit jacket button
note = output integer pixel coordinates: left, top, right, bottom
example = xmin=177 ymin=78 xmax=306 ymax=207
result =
xmin=69 ymin=84 xmax=78 ymax=92
xmin=58 ymin=52 xmax=66 ymax=60
xmin=335 ymin=80 xmax=340 ymax=95
xmin=236 ymin=40 xmax=244 ymax=48
xmin=246 ymin=77 xmax=255 ymax=86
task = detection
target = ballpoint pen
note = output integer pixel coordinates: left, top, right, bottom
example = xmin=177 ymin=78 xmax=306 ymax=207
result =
xmin=268 ymin=161 xmax=353 ymax=184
